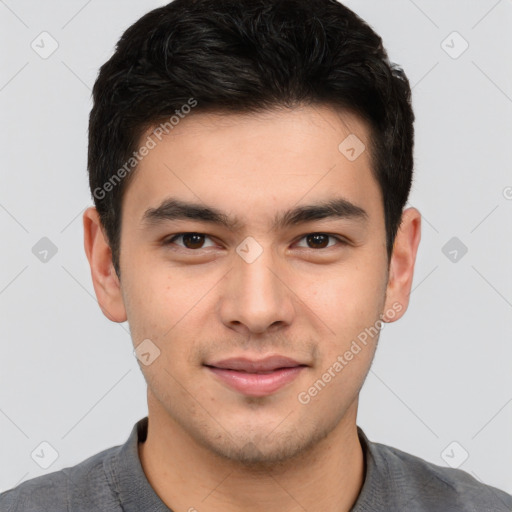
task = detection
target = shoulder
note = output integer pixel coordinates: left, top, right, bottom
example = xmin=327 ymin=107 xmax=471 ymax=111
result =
xmin=0 ymin=444 xmax=122 ymax=512
xmin=369 ymin=438 xmax=512 ymax=511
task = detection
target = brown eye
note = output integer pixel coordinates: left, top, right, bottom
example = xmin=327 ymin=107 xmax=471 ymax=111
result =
xmin=296 ymin=233 xmax=344 ymax=249
xmin=306 ymin=234 xmax=330 ymax=249
xmin=165 ymin=233 xmax=215 ymax=249
xmin=182 ymin=233 xmax=205 ymax=249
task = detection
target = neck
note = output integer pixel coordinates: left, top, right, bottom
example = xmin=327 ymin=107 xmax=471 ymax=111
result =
xmin=138 ymin=396 xmax=365 ymax=512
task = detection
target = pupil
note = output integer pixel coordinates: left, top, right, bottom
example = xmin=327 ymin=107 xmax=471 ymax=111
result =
xmin=308 ymin=234 xmax=328 ymax=249
xmin=183 ymin=233 xmax=204 ymax=249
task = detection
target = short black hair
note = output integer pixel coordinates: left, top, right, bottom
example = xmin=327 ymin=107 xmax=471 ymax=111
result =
xmin=88 ymin=0 xmax=415 ymax=277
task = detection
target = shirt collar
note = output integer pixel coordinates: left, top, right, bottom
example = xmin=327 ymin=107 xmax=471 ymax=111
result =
xmin=108 ymin=416 xmax=171 ymax=511
xmin=351 ymin=426 xmax=392 ymax=511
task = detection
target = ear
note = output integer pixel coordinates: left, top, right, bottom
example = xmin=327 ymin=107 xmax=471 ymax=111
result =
xmin=382 ymin=207 xmax=421 ymax=322
xmin=83 ymin=206 xmax=127 ymax=323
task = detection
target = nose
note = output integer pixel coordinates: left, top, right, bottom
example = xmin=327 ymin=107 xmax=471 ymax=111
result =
xmin=218 ymin=242 xmax=296 ymax=335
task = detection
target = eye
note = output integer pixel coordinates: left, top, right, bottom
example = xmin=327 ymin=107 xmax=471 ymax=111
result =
xmin=294 ymin=233 xmax=347 ymax=249
xmin=163 ymin=232 xmax=348 ymax=252
xmin=164 ymin=232 xmax=216 ymax=250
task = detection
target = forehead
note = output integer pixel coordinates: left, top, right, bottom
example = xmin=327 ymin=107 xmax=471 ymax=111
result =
xmin=122 ymin=105 xmax=383 ymax=229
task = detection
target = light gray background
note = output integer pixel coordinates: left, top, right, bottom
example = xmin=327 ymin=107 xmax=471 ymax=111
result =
xmin=1 ymin=0 xmax=511 ymax=496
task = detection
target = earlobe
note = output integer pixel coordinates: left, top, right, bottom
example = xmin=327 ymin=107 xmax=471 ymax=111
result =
xmin=83 ymin=206 xmax=127 ymax=323
xmin=382 ymin=207 xmax=421 ymax=322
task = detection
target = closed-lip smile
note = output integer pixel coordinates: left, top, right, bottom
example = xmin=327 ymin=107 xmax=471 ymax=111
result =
xmin=204 ymin=355 xmax=308 ymax=396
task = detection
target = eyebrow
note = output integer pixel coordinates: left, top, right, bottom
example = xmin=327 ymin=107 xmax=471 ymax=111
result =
xmin=141 ymin=196 xmax=368 ymax=231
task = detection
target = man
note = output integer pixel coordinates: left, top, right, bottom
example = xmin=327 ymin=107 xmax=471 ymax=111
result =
xmin=1 ymin=0 xmax=511 ymax=510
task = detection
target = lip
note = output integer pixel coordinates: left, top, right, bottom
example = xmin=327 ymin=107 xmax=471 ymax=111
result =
xmin=205 ymin=356 xmax=307 ymax=397
xmin=208 ymin=355 xmax=304 ymax=372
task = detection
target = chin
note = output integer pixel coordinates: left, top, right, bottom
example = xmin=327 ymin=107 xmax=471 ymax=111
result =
xmin=193 ymin=418 xmax=334 ymax=470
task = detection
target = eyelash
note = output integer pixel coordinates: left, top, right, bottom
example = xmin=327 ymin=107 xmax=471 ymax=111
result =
xmin=163 ymin=232 xmax=348 ymax=251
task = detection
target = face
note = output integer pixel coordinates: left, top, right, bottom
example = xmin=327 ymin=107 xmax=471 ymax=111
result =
xmin=85 ymin=105 xmax=419 ymax=467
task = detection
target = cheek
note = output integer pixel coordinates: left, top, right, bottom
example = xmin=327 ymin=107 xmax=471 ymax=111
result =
xmin=123 ymin=248 xmax=182 ymax=315
xmin=125 ymin=272 xmax=207 ymax=368
xmin=305 ymin=258 xmax=386 ymax=319
xmin=300 ymin=261 xmax=386 ymax=371
xmin=120 ymin=264 xmax=175 ymax=346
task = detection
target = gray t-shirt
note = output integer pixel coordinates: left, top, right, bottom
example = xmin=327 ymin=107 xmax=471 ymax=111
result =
xmin=1 ymin=416 xmax=511 ymax=511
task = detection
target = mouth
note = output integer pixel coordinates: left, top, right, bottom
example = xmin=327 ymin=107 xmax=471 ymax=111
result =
xmin=204 ymin=355 xmax=308 ymax=397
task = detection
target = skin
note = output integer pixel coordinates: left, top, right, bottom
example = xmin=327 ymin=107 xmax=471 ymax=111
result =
xmin=83 ymin=104 xmax=421 ymax=512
